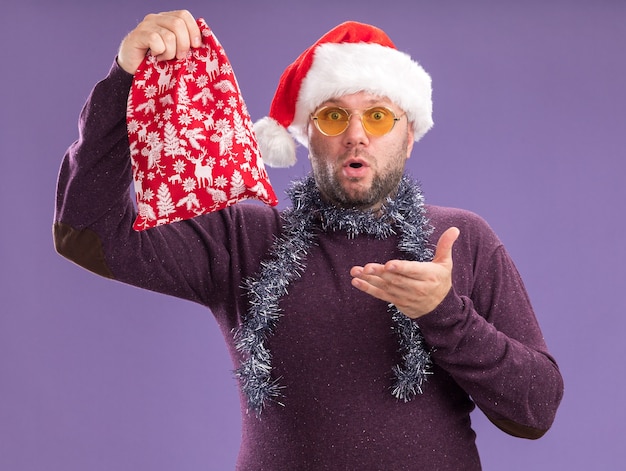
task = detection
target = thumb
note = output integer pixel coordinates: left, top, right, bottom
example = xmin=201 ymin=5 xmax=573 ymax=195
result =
xmin=432 ymin=227 xmax=460 ymax=265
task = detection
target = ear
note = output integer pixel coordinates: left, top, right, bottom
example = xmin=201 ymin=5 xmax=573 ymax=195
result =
xmin=405 ymin=122 xmax=415 ymax=158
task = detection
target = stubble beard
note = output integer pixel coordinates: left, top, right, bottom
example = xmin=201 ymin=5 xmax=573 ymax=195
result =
xmin=309 ymin=140 xmax=409 ymax=211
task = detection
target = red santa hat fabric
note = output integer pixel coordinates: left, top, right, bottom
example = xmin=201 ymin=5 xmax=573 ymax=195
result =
xmin=127 ymin=18 xmax=278 ymax=231
xmin=254 ymin=21 xmax=434 ymax=168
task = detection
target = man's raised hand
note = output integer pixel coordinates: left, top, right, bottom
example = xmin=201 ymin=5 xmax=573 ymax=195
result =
xmin=117 ymin=10 xmax=202 ymax=75
xmin=350 ymin=227 xmax=460 ymax=319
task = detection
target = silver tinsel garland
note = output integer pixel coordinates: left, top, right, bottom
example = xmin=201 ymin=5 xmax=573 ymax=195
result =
xmin=234 ymin=174 xmax=434 ymax=415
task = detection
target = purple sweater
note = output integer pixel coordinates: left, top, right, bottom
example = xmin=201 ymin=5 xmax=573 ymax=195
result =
xmin=54 ymin=62 xmax=563 ymax=470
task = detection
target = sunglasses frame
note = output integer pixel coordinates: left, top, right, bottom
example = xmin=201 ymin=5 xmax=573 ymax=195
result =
xmin=310 ymin=105 xmax=404 ymax=137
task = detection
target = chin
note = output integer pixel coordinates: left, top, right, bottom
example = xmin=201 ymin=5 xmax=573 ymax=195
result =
xmin=338 ymin=190 xmax=380 ymax=210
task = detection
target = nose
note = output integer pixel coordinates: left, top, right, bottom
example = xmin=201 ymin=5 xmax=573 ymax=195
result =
xmin=341 ymin=113 xmax=369 ymax=148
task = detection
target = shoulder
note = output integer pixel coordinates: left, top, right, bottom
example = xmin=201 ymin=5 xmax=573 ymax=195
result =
xmin=425 ymin=205 xmax=497 ymax=239
xmin=425 ymin=204 xmax=503 ymax=262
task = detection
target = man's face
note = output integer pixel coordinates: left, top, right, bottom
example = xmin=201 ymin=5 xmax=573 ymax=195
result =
xmin=307 ymin=92 xmax=414 ymax=211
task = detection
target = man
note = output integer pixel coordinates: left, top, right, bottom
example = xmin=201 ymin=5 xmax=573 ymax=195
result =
xmin=54 ymin=10 xmax=563 ymax=470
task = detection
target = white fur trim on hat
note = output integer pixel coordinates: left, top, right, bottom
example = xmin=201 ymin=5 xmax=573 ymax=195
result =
xmin=253 ymin=117 xmax=297 ymax=168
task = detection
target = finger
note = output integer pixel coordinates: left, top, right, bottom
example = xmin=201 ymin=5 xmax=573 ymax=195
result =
xmin=350 ymin=264 xmax=391 ymax=285
xmin=354 ymin=262 xmax=423 ymax=288
xmin=161 ymin=10 xmax=202 ymax=54
xmin=351 ymin=264 xmax=407 ymax=296
xmin=351 ymin=263 xmax=384 ymax=276
xmin=351 ymin=268 xmax=426 ymax=312
xmin=432 ymin=227 xmax=460 ymax=265
xmin=150 ymin=26 xmax=180 ymax=60
xmin=170 ymin=10 xmax=202 ymax=48
xmin=350 ymin=274 xmax=396 ymax=304
xmin=118 ymin=10 xmax=201 ymax=74
xmin=147 ymin=10 xmax=201 ymax=59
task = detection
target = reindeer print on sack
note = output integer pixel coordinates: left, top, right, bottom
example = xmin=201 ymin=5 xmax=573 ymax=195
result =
xmin=126 ymin=18 xmax=278 ymax=231
xmin=188 ymin=151 xmax=214 ymax=188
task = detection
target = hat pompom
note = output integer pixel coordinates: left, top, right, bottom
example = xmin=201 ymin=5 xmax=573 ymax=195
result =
xmin=253 ymin=117 xmax=297 ymax=168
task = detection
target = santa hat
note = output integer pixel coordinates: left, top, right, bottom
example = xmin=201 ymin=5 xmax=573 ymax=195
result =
xmin=253 ymin=21 xmax=434 ymax=168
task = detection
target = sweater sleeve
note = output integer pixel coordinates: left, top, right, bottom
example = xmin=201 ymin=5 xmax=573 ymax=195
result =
xmin=53 ymin=60 xmax=281 ymax=317
xmin=417 ymin=208 xmax=564 ymax=439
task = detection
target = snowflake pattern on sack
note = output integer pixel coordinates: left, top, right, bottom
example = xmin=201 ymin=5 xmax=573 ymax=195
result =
xmin=127 ymin=18 xmax=278 ymax=230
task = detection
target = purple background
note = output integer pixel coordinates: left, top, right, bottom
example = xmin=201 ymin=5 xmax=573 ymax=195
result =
xmin=1 ymin=1 xmax=624 ymax=469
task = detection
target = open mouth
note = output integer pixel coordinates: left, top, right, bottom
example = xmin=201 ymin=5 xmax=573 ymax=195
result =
xmin=343 ymin=159 xmax=369 ymax=179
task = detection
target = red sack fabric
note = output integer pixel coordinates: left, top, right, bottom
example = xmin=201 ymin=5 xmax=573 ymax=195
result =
xmin=126 ymin=18 xmax=278 ymax=230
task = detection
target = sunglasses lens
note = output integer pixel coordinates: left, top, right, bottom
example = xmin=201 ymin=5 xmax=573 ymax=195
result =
xmin=362 ymin=107 xmax=396 ymax=136
xmin=312 ymin=106 xmax=399 ymax=136
xmin=314 ymin=107 xmax=350 ymax=136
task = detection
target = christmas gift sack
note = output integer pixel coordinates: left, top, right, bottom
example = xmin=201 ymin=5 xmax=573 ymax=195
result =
xmin=127 ymin=18 xmax=278 ymax=230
